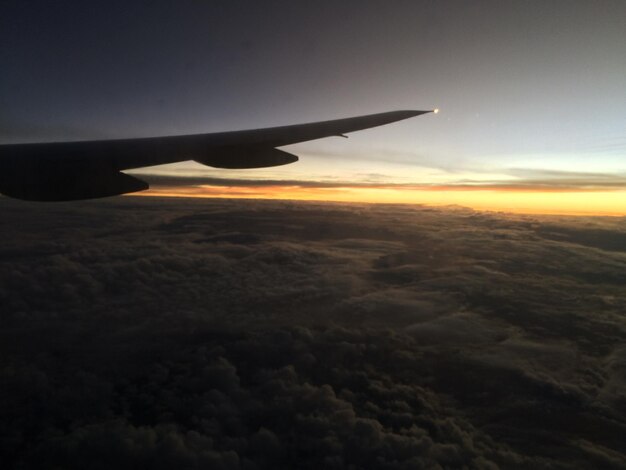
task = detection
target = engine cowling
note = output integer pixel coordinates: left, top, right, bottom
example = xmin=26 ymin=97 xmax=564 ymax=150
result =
xmin=0 ymin=168 xmax=148 ymax=201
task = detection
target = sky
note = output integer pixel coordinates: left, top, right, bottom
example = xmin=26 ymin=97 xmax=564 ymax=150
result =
xmin=1 ymin=0 xmax=625 ymax=214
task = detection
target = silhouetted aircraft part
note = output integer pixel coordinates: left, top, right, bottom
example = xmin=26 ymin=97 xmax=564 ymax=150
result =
xmin=195 ymin=148 xmax=299 ymax=169
xmin=0 ymin=109 xmax=433 ymax=201
xmin=0 ymin=170 xmax=148 ymax=202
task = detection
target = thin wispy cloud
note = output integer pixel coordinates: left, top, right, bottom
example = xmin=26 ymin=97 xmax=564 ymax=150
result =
xmin=139 ymin=171 xmax=626 ymax=193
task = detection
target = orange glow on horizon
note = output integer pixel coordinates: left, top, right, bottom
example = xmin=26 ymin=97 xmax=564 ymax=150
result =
xmin=130 ymin=184 xmax=626 ymax=216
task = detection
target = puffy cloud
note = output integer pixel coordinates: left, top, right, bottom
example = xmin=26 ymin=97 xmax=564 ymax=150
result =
xmin=1 ymin=196 xmax=625 ymax=468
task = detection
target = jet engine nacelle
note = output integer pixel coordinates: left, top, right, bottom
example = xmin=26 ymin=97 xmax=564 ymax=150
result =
xmin=0 ymin=167 xmax=148 ymax=201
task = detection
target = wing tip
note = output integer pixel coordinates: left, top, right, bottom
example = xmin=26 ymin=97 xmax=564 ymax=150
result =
xmin=395 ymin=109 xmax=437 ymax=116
xmin=378 ymin=109 xmax=436 ymax=124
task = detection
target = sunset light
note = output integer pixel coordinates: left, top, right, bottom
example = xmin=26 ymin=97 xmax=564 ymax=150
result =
xmin=135 ymin=184 xmax=626 ymax=216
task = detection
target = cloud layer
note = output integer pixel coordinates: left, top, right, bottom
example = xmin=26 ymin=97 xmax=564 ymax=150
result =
xmin=1 ymin=197 xmax=625 ymax=468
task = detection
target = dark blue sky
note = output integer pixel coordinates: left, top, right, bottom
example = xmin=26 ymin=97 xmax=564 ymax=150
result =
xmin=1 ymin=0 xmax=625 ymax=197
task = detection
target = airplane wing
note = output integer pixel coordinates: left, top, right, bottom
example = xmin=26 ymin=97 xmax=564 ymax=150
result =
xmin=0 ymin=110 xmax=432 ymax=201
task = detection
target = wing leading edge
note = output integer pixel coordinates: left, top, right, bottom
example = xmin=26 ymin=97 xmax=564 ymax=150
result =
xmin=0 ymin=110 xmax=433 ymax=201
